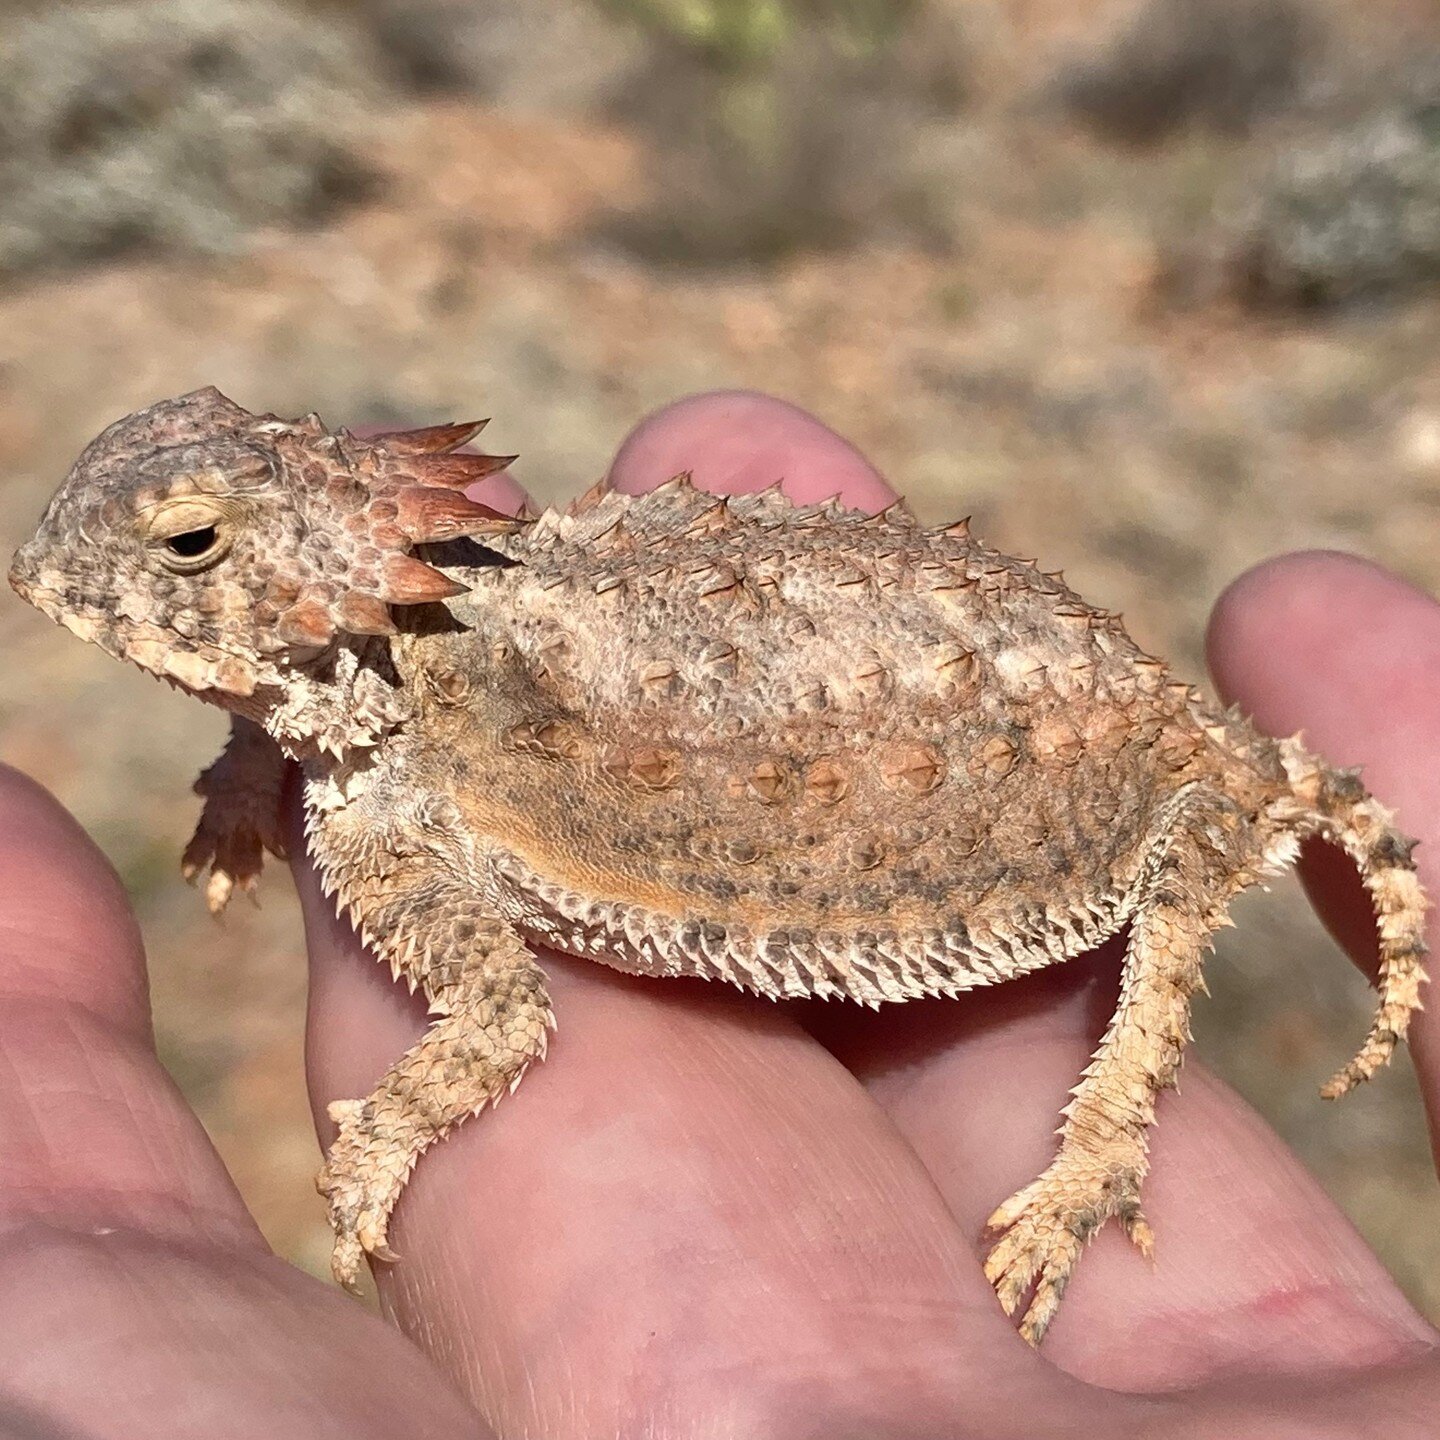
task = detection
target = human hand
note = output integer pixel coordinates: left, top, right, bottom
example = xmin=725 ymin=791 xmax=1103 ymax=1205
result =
xmin=3 ymin=391 xmax=1438 ymax=1438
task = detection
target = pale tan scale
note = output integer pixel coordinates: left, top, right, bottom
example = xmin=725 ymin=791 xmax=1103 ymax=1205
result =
xmin=806 ymin=759 xmax=850 ymax=804
xmin=10 ymin=390 xmax=1430 ymax=1348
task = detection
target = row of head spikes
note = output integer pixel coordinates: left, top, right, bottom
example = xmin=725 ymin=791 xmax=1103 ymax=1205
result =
xmin=266 ymin=416 xmax=520 ymax=647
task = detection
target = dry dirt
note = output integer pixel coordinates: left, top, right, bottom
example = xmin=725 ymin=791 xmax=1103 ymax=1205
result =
xmin=2 ymin=5 xmax=1438 ymax=1310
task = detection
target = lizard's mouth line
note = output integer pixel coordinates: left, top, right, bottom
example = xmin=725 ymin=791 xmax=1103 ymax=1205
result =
xmin=8 ymin=545 xmax=40 ymax=605
xmin=14 ymin=582 xmax=109 ymax=645
xmin=29 ymin=586 xmax=271 ymax=701
xmin=15 ymin=582 xmax=215 ymax=683
xmin=12 ymin=582 xmax=91 ymax=640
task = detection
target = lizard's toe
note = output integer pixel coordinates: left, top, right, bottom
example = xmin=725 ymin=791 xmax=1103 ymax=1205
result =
xmin=984 ymin=1163 xmax=1145 ymax=1345
xmin=984 ymin=1205 xmax=1085 ymax=1344
xmin=182 ymin=817 xmax=267 ymax=916
xmin=319 ymin=1103 xmax=403 ymax=1289
xmin=330 ymin=1230 xmax=367 ymax=1293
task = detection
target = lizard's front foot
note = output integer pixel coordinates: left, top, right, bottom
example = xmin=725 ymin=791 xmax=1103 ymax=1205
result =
xmin=182 ymin=802 xmax=287 ymax=914
xmin=182 ymin=719 xmax=289 ymax=914
xmin=984 ymin=1159 xmax=1152 ymax=1346
xmin=312 ymin=947 xmax=551 ymax=1294
xmin=317 ymin=1099 xmax=402 ymax=1292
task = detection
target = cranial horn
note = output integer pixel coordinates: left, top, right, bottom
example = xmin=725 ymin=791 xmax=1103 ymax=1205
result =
xmin=376 ymin=553 xmax=469 ymax=604
xmin=372 ymin=420 xmax=489 ymax=455
xmin=412 ymin=452 xmax=519 ymax=489
xmin=389 ymin=487 xmax=512 ymax=543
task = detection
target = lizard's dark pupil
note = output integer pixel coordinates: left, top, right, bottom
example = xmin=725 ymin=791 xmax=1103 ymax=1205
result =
xmin=165 ymin=526 xmax=218 ymax=558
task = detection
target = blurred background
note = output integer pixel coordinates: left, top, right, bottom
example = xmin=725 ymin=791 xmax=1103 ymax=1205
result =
xmin=0 ymin=0 xmax=1437 ymax=1306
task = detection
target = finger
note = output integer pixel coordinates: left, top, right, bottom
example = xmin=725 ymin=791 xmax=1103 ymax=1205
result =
xmin=0 ymin=1227 xmax=488 ymax=1439
xmin=297 ymin=864 xmax=1100 ymax=1439
xmin=297 ymin=396 xmax=1110 ymax=1436
xmin=469 ymin=467 xmax=531 ymax=520
xmin=0 ymin=766 xmax=484 ymax=1437
xmin=1207 ymin=552 xmax=1440 ymax=1104
xmin=607 ymin=389 xmax=899 ymax=510
xmin=0 ymin=765 xmax=252 ymax=1243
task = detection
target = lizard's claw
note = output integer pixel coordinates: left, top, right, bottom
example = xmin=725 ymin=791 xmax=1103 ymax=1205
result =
xmin=182 ymin=762 xmax=289 ymax=915
xmin=182 ymin=811 xmax=284 ymax=915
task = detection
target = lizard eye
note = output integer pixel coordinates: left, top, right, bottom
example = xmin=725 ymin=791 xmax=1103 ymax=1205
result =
xmin=164 ymin=525 xmax=219 ymax=559
xmin=149 ymin=509 xmax=233 ymax=573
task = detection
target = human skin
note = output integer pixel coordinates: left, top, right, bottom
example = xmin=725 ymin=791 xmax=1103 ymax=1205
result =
xmin=0 ymin=389 xmax=1438 ymax=1437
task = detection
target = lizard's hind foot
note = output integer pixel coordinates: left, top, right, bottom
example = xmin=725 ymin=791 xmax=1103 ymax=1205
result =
xmin=984 ymin=791 xmax=1235 ymax=1344
xmin=984 ymin=1161 xmax=1152 ymax=1346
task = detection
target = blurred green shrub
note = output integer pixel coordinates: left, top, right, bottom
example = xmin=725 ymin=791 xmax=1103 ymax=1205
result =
xmin=1157 ymin=57 xmax=1440 ymax=309
xmin=594 ymin=0 xmax=970 ymax=262
xmin=0 ymin=0 xmax=388 ymax=279
xmin=595 ymin=0 xmax=910 ymax=74
xmin=1228 ymin=93 xmax=1440 ymax=306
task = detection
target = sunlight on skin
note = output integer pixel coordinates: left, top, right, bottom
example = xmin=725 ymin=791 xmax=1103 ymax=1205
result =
xmin=607 ymin=388 xmax=899 ymax=512
xmin=1 ymin=392 xmax=1438 ymax=1438
xmin=0 ymin=773 xmax=487 ymax=1437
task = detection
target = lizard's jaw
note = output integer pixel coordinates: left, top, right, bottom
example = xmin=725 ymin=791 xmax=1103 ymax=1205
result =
xmin=10 ymin=555 xmax=264 ymax=700
xmin=9 ymin=545 xmax=115 ymax=654
xmin=15 ymin=582 xmax=134 ymax=664
xmin=7 ymin=537 xmax=41 ymax=605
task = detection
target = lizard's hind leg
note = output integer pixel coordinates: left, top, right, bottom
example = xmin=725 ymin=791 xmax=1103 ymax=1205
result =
xmin=984 ymin=796 xmax=1245 ymax=1346
xmin=1284 ymin=749 xmax=1430 ymax=1099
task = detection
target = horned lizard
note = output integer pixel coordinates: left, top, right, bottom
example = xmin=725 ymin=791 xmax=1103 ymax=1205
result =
xmin=10 ymin=387 xmax=1429 ymax=1344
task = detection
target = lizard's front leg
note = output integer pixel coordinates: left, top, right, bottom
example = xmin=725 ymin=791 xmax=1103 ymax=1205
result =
xmin=315 ymin=866 xmax=553 ymax=1289
xmin=182 ymin=716 xmax=289 ymax=913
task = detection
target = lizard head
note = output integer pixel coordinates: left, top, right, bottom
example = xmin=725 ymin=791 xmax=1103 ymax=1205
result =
xmin=10 ymin=386 xmax=516 ymax=707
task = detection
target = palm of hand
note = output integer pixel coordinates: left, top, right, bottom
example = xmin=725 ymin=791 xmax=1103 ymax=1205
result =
xmin=3 ymin=392 xmax=1437 ymax=1439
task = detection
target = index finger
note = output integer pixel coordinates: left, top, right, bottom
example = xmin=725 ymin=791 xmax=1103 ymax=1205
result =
xmin=608 ymin=389 xmax=898 ymax=509
xmin=1207 ymin=551 xmax=1440 ymax=1117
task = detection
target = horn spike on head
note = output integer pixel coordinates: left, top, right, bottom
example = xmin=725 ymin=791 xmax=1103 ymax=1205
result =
xmin=377 ymin=553 xmax=470 ymax=604
xmin=372 ymin=420 xmax=490 ymax=455
xmin=413 ymin=452 xmax=518 ymax=489
xmin=389 ymin=487 xmax=512 ymax=544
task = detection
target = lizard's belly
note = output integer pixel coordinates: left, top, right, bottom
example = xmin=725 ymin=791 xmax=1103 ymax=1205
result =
xmin=487 ymin=842 xmax=1132 ymax=1004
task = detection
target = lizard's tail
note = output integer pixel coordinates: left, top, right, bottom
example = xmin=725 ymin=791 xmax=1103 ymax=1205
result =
xmin=1288 ymin=751 xmax=1430 ymax=1099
